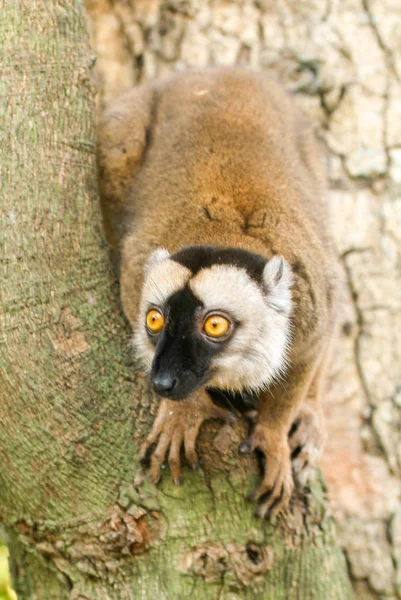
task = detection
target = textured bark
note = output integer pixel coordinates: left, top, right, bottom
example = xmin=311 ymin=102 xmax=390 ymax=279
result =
xmin=1 ymin=0 xmax=384 ymax=598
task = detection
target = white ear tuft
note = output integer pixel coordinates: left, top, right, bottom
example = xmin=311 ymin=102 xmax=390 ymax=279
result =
xmin=262 ymin=255 xmax=292 ymax=314
xmin=144 ymin=248 xmax=170 ymax=274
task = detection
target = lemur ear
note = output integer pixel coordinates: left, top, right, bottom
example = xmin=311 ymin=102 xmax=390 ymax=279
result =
xmin=262 ymin=255 xmax=292 ymax=314
xmin=144 ymin=248 xmax=170 ymax=274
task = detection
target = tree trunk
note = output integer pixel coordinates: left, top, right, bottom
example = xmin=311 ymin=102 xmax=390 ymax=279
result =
xmin=1 ymin=0 xmax=381 ymax=598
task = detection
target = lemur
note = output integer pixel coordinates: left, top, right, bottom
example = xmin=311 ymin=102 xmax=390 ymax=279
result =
xmin=97 ymin=68 xmax=337 ymax=518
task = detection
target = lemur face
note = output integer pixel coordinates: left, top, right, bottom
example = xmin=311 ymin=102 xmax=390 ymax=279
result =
xmin=133 ymin=246 xmax=293 ymax=400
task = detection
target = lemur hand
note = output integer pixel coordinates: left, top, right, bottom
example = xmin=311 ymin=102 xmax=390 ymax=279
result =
xmin=139 ymin=394 xmax=236 ymax=485
xmin=239 ymin=424 xmax=294 ymax=519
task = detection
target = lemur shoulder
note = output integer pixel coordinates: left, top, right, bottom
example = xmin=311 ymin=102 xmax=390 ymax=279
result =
xmin=97 ymin=68 xmax=338 ymax=518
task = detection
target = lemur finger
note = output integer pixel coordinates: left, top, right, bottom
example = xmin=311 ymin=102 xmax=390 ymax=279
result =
xmin=258 ymin=475 xmax=293 ymax=520
xmin=244 ymin=410 xmax=258 ymax=423
xmin=239 ymin=424 xmax=268 ymax=455
xmin=257 ymin=472 xmax=287 ymax=518
xmin=168 ymin=430 xmax=183 ymax=486
xmin=257 ymin=491 xmax=282 ymax=520
xmin=292 ymin=453 xmax=309 ymax=475
xmin=292 ymin=440 xmax=320 ymax=473
xmin=149 ymin=433 xmax=171 ymax=484
xmin=289 ymin=425 xmax=309 ymax=453
xmin=239 ymin=436 xmax=259 ymax=455
xmin=263 ymin=497 xmax=284 ymax=521
xmin=288 ymin=409 xmax=324 ymax=455
xmin=138 ymin=436 xmax=157 ymax=463
xmin=248 ymin=481 xmax=273 ymax=503
xmin=247 ymin=468 xmax=277 ymax=502
xmin=138 ymin=406 xmax=169 ymax=462
xmin=275 ymin=478 xmax=293 ymax=518
xmin=202 ymin=399 xmax=237 ymax=424
xmin=293 ymin=462 xmax=311 ymax=487
xmin=288 ymin=417 xmax=301 ymax=440
xmin=292 ymin=448 xmax=315 ymax=487
xmin=138 ymin=428 xmax=163 ymax=463
xmin=207 ymin=402 xmax=236 ymax=424
xmin=184 ymin=426 xmax=201 ymax=471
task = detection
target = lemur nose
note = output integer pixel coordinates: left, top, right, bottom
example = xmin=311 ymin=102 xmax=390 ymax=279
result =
xmin=152 ymin=373 xmax=178 ymax=396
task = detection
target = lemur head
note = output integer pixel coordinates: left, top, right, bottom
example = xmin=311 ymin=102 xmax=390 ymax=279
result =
xmin=133 ymin=246 xmax=293 ymax=400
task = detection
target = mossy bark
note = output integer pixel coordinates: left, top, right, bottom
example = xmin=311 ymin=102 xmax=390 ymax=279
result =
xmin=0 ymin=0 xmax=353 ymax=598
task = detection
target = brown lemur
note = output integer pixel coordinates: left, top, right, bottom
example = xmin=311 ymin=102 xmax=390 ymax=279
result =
xmin=96 ymin=68 xmax=337 ymax=518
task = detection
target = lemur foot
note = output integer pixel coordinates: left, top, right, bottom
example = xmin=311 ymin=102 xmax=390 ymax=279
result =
xmin=289 ymin=406 xmax=325 ymax=486
xmin=139 ymin=395 xmax=235 ymax=485
xmin=239 ymin=424 xmax=294 ymax=519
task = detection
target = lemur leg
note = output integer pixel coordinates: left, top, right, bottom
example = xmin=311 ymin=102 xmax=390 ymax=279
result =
xmin=289 ymin=333 xmax=335 ymax=484
xmin=239 ymin=359 xmax=320 ymax=519
xmin=139 ymin=391 xmax=235 ymax=485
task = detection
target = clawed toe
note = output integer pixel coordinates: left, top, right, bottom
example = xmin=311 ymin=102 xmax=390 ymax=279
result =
xmin=249 ymin=475 xmax=293 ymax=519
xmin=138 ymin=444 xmax=153 ymax=465
xmin=289 ymin=408 xmax=325 ymax=483
xmin=239 ymin=441 xmax=252 ymax=455
xmin=257 ymin=495 xmax=284 ymax=520
xmin=247 ymin=486 xmax=265 ymax=503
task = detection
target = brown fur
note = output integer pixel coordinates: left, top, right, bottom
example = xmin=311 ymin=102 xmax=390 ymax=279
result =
xmin=97 ymin=67 xmax=338 ymax=517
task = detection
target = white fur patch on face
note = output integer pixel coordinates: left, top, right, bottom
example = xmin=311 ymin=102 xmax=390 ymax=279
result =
xmin=190 ymin=263 xmax=292 ymax=393
xmin=133 ymin=252 xmax=191 ymax=370
xmin=144 ymin=248 xmax=171 ymax=274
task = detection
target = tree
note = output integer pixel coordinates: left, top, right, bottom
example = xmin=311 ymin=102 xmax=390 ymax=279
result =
xmin=1 ymin=0 xmax=397 ymax=598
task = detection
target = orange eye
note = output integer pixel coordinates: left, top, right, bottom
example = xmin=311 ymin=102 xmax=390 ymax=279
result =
xmin=146 ymin=309 xmax=165 ymax=334
xmin=203 ymin=314 xmax=231 ymax=339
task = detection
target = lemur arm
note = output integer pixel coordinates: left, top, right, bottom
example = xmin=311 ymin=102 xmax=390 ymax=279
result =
xmin=240 ymin=357 xmax=321 ymax=518
xmin=287 ymin=332 xmax=336 ymax=483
